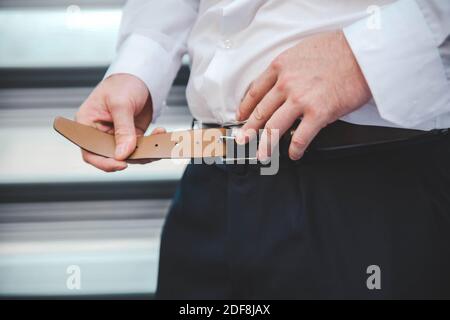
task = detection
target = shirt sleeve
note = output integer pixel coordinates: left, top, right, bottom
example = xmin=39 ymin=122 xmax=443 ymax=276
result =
xmin=343 ymin=0 xmax=450 ymax=128
xmin=104 ymin=0 xmax=199 ymax=121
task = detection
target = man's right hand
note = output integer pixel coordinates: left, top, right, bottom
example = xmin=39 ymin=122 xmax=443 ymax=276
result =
xmin=76 ymin=73 xmax=165 ymax=172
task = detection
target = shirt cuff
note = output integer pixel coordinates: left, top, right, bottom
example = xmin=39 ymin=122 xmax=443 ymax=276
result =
xmin=104 ymin=33 xmax=175 ymax=122
xmin=343 ymin=0 xmax=450 ymax=128
xmin=416 ymin=0 xmax=450 ymax=47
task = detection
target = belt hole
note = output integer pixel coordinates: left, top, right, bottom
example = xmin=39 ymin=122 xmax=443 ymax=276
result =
xmin=154 ymin=143 xmax=158 ymax=147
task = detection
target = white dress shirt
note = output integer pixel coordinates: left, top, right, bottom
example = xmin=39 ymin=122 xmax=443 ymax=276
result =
xmin=105 ymin=0 xmax=450 ymax=130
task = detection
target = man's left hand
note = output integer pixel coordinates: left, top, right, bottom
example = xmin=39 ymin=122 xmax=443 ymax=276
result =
xmin=236 ymin=31 xmax=372 ymax=160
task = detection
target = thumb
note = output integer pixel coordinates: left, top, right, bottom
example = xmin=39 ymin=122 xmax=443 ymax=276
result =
xmin=111 ymin=106 xmax=137 ymax=160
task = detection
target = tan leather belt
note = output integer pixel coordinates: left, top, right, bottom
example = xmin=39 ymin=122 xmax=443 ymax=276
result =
xmin=54 ymin=117 xmax=229 ymax=159
xmin=54 ymin=116 xmax=441 ymax=161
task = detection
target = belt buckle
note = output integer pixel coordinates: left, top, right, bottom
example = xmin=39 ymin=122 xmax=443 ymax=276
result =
xmin=192 ymin=118 xmax=257 ymax=162
xmin=220 ymin=126 xmax=258 ymax=163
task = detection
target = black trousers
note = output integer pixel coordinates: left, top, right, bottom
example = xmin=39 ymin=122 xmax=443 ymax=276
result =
xmin=156 ymin=132 xmax=450 ymax=299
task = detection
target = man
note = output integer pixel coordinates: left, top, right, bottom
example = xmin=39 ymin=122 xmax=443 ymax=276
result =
xmin=76 ymin=0 xmax=450 ymax=299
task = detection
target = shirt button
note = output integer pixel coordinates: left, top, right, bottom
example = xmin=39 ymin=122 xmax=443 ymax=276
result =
xmin=223 ymin=39 xmax=233 ymax=49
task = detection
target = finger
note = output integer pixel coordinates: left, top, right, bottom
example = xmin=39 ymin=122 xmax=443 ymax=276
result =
xmin=237 ymin=66 xmax=278 ymax=121
xmin=151 ymin=127 xmax=166 ymax=135
xmin=289 ymin=115 xmax=323 ymax=160
xmin=76 ymin=106 xmax=124 ymax=171
xmin=127 ymin=127 xmax=166 ymax=164
xmin=82 ymin=150 xmax=127 ymax=172
xmin=256 ymin=101 xmax=302 ymax=161
xmin=110 ymin=106 xmax=137 ymax=161
xmin=95 ymin=121 xmax=115 ymax=134
xmin=236 ymin=87 xmax=285 ymax=145
xmin=76 ymin=101 xmax=113 ymax=126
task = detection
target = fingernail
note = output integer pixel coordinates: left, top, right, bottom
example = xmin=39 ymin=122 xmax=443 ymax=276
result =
xmin=116 ymin=163 xmax=128 ymax=171
xmin=235 ymin=129 xmax=244 ymax=145
xmin=257 ymin=150 xmax=270 ymax=163
xmin=115 ymin=143 xmax=127 ymax=158
xmin=289 ymin=150 xmax=303 ymax=161
xmin=258 ymin=153 xmax=268 ymax=162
